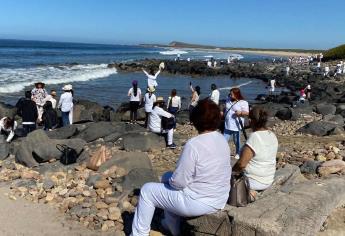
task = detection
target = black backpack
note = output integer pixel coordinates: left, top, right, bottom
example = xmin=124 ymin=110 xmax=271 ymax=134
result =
xmin=56 ymin=144 xmax=79 ymax=165
xmin=161 ymin=117 xmax=175 ymax=130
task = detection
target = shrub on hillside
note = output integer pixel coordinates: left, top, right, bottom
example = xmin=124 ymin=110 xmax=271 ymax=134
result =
xmin=324 ymin=44 xmax=345 ymax=61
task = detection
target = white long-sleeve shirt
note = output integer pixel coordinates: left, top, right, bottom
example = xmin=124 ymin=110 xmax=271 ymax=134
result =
xmin=0 ymin=117 xmax=17 ymax=142
xmin=149 ymin=106 xmax=172 ymax=133
xmin=143 ymin=69 xmax=161 ymax=87
xmin=169 ymin=131 xmax=231 ymax=209
xmin=144 ymin=93 xmax=156 ymax=113
xmin=58 ymin=92 xmax=73 ymax=112
xmin=210 ymin=89 xmax=220 ymax=105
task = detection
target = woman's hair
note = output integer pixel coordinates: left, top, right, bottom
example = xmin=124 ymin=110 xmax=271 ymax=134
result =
xmin=4 ymin=117 xmax=14 ymax=129
xmin=132 ymin=81 xmax=138 ymax=97
xmin=171 ymin=89 xmax=177 ymax=97
xmin=191 ymin=99 xmax=221 ymax=133
xmin=211 ymin=84 xmax=217 ymax=90
xmin=149 ymin=68 xmax=155 ymax=75
xmin=25 ymin=90 xmax=31 ymax=99
xmin=249 ymin=106 xmax=268 ymax=130
xmin=44 ymin=101 xmax=53 ymax=111
xmin=195 ymin=86 xmax=201 ymax=96
xmin=230 ymin=87 xmax=244 ymax=100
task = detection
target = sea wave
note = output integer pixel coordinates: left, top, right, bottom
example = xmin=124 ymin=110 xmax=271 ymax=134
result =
xmin=159 ymin=49 xmax=188 ymax=55
xmin=0 ymin=63 xmax=117 ymax=93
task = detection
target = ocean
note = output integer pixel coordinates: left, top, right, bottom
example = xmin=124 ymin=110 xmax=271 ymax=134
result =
xmin=0 ymin=39 xmax=274 ymax=108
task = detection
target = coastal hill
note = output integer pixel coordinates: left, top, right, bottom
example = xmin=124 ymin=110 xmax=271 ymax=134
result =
xmin=324 ymin=44 xmax=345 ymax=60
xmin=141 ymin=41 xmax=322 ymax=54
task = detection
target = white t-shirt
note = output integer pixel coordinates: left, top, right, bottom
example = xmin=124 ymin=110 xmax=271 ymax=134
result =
xmin=44 ymin=95 xmax=57 ymax=109
xmin=190 ymin=92 xmax=199 ymax=107
xmin=210 ymin=89 xmax=220 ymax=105
xmin=245 ymin=131 xmax=278 ymax=185
xmin=58 ymin=92 xmax=73 ymax=112
xmin=128 ymin=88 xmax=142 ymax=102
xmin=169 ymin=131 xmax=231 ymax=209
xmin=149 ymin=106 xmax=172 ymax=133
xmin=270 ymin=79 xmax=276 ymax=92
xmin=144 ymin=93 xmax=156 ymax=113
xmin=224 ymin=99 xmax=249 ymax=131
xmin=167 ymin=96 xmax=181 ymax=109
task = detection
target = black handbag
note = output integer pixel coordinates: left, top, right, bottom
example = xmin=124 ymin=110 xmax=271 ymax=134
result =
xmin=56 ymin=144 xmax=79 ymax=165
xmin=227 ymin=172 xmax=252 ymax=207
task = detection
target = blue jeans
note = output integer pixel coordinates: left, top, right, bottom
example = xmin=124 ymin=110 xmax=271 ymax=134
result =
xmin=168 ymin=107 xmax=179 ymax=129
xmin=224 ymin=129 xmax=241 ymax=155
xmin=61 ymin=111 xmax=70 ymax=127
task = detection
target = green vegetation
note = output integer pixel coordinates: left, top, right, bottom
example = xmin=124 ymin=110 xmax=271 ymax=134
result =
xmin=324 ymin=44 xmax=345 ymax=61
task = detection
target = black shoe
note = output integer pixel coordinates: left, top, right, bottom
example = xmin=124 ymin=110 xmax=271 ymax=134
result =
xmin=167 ymin=143 xmax=177 ymax=149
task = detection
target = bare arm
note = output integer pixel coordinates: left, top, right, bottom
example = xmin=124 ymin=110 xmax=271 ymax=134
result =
xmin=154 ymin=70 xmax=161 ymax=78
xmin=142 ymin=69 xmax=149 ymax=77
xmin=233 ymin=144 xmax=254 ymax=172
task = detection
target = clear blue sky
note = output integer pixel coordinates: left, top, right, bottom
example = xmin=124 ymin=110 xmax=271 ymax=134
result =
xmin=0 ymin=0 xmax=344 ymax=49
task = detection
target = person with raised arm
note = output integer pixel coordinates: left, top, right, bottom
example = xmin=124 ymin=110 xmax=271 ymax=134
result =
xmin=142 ymin=64 xmax=163 ymax=88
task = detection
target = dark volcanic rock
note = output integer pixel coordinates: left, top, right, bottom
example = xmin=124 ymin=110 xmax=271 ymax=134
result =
xmin=0 ymin=136 xmax=10 ymax=160
xmin=122 ymin=168 xmax=158 ymax=193
xmin=297 ymin=121 xmax=338 ymax=136
xmin=119 ymin=132 xmax=165 ymax=151
xmin=74 ymin=121 xmax=118 ymax=142
xmin=276 ymin=108 xmax=292 ymax=120
xmin=0 ymin=102 xmax=16 ymax=118
xmin=316 ymin=104 xmax=336 ymax=116
xmin=46 ymin=125 xmax=78 ymax=139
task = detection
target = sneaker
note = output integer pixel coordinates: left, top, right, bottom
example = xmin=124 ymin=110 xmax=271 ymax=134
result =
xmin=234 ymin=154 xmax=240 ymax=160
xmin=167 ymin=143 xmax=177 ymax=149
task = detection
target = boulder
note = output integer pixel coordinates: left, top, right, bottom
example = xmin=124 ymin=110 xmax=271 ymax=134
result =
xmin=74 ymin=122 xmax=118 ymax=142
xmin=119 ymin=132 xmax=165 ymax=151
xmin=323 ymin=114 xmax=344 ymax=126
xmin=98 ymin=152 xmax=152 ymax=173
xmin=46 ymin=125 xmax=78 ymax=139
xmin=15 ymin=130 xmax=86 ymax=167
xmin=317 ymin=160 xmax=345 ymax=176
xmin=0 ymin=136 xmax=10 ymax=160
xmin=176 ymin=111 xmax=190 ymax=125
xmin=300 ymin=160 xmax=321 ymax=174
xmin=122 ymin=168 xmax=158 ymax=193
xmin=316 ymin=104 xmax=336 ymax=116
xmin=0 ymin=102 xmax=16 ymax=118
xmin=276 ymin=108 xmax=292 ymax=120
xmin=72 ymin=100 xmax=113 ymax=123
xmin=297 ymin=121 xmax=337 ymax=136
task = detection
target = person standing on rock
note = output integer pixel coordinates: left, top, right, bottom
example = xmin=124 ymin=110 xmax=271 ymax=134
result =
xmin=223 ymin=87 xmax=249 ymax=159
xmin=269 ymin=78 xmax=276 ymax=96
xmin=131 ymin=99 xmax=231 ymax=236
xmin=128 ymin=80 xmax=142 ymax=124
xmin=209 ymin=83 xmax=220 ymax=105
xmin=143 ymin=86 xmax=156 ymax=128
xmin=148 ymin=96 xmax=176 ymax=149
xmin=44 ymin=89 xmax=57 ymax=109
xmin=0 ymin=117 xmax=17 ymax=143
xmin=233 ymin=106 xmax=278 ymax=201
xmin=167 ymin=89 xmax=181 ymax=129
xmin=142 ymin=67 xmax=161 ymax=88
xmin=58 ymin=84 xmax=73 ymax=127
xmin=42 ymin=101 xmax=58 ymax=131
xmin=31 ymin=82 xmax=48 ymax=123
xmin=189 ymin=82 xmax=201 ymax=122
xmin=305 ymin=84 xmax=311 ymax=100
xmin=16 ymin=90 xmax=38 ymax=135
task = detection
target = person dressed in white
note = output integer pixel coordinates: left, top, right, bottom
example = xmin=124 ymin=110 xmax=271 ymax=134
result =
xmin=148 ymin=97 xmax=176 ymax=149
xmin=209 ymin=84 xmax=220 ymax=105
xmin=189 ymin=82 xmax=200 ymax=121
xmin=207 ymin=60 xmax=212 ymax=67
xmin=167 ymin=89 xmax=182 ymax=130
xmin=143 ymin=86 xmax=156 ymax=128
xmin=142 ymin=68 xmax=161 ymax=88
xmin=269 ymin=79 xmax=276 ymax=95
xmin=233 ymin=106 xmax=278 ymax=200
xmin=0 ymin=117 xmax=17 ymax=143
xmin=44 ymin=90 xmax=57 ymax=109
xmin=128 ymin=80 xmax=142 ymax=124
xmin=68 ymin=89 xmax=74 ymax=124
xmin=324 ymin=65 xmax=330 ymax=77
xmin=131 ymin=100 xmax=231 ymax=236
xmin=223 ymin=88 xmax=249 ymax=159
xmin=58 ymin=84 xmax=73 ymax=127
xmin=286 ymin=66 xmax=290 ymax=76
xmin=31 ymin=82 xmax=48 ymax=122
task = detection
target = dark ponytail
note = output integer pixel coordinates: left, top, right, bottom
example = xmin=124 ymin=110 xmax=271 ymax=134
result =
xmin=133 ymin=84 xmax=138 ymax=97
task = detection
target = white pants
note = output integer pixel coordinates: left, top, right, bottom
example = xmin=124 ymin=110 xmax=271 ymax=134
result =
xmin=68 ymin=107 xmax=73 ymax=124
xmin=37 ymin=105 xmax=44 ymax=122
xmin=248 ymin=177 xmax=271 ymax=191
xmin=165 ymin=129 xmax=173 ymax=145
xmin=131 ymin=172 xmax=217 ymax=236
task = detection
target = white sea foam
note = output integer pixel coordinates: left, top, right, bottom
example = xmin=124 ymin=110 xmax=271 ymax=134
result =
xmin=159 ymin=49 xmax=188 ymax=55
xmin=218 ymin=81 xmax=253 ymax=91
xmin=0 ymin=64 xmax=117 ymax=93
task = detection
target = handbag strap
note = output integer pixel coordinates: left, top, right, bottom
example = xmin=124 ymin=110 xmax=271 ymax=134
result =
xmin=224 ymin=100 xmax=238 ymax=118
xmin=56 ymin=144 xmax=68 ymax=153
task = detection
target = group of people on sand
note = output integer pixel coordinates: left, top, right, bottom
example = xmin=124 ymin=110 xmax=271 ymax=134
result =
xmin=128 ymin=64 xmax=278 ymax=236
xmin=0 ymin=82 xmax=75 ymax=143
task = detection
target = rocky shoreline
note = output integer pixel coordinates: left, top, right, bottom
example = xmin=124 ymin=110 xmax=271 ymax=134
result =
xmin=0 ymin=59 xmax=345 ymax=235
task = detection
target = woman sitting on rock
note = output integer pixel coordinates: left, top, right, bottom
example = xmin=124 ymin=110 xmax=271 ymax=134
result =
xmin=0 ymin=117 xmax=17 ymax=143
xmin=132 ymin=99 xmax=231 ymax=236
xmin=148 ymin=96 xmax=176 ymax=149
xmin=233 ymin=106 xmax=278 ymax=199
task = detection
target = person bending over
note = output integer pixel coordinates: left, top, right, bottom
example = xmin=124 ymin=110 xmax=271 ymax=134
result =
xmin=131 ymin=99 xmax=231 ymax=236
xmin=0 ymin=117 xmax=17 ymax=142
xmin=233 ymin=106 xmax=278 ymax=200
xmin=148 ymin=96 xmax=176 ymax=149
